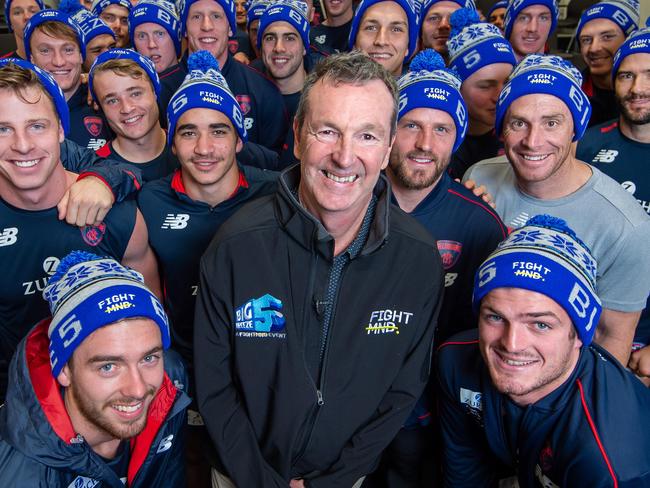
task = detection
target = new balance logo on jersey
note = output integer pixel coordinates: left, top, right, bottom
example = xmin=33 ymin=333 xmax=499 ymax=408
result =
xmin=314 ymin=35 xmax=326 ymax=44
xmin=0 ymin=227 xmax=18 ymax=246
xmin=161 ymin=214 xmax=190 ymax=229
xmin=591 ymin=149 xmax=619 ymax=163
xmin=157 ymin=434 xmax=174 ymax=454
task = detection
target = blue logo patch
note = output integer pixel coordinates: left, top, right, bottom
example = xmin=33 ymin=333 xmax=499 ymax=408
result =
xmin=235 ymin=294 xmax=286 ymax=338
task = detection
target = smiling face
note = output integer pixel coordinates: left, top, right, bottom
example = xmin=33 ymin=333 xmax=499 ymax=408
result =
xmin=502 ymin=94 xmax=575 ymax=190
xmin=99 ymin=4 xmax=130 ymax=48
xmin=354 ymin=1 xmax=409 ymax=77
xmin=323 ymin=0 xmax=353 ymax=22
xmin=185 ymin=0 xmax=233 ymax=67
xmin=461 ymin=62 xmax=513 ymax=134
xmin=388 ymin=107 xmax=455 ymax=191
xmin=420 ymin=1 xmax=460 ymax=55
xmin=58 ymin=319 xmax=165 ymax=443
xmin=134 ymin=22 xmax=178 ymax=73
xmin=294 ymin=78 xmax=394 ymax=223
xmin=29 ymin=25 xmax=83 ymax=100
xmin=509 ymin=4 xmax=552 ymax=59
xmin=92 ymin=67 xmax=159 ymax=143
xmin=479 ymin=287 xmax=582 ymax=406
xmin=235 ymin=0 xmax=247 ymax=26
xmin=260 ymin=21 xmax=306 ymax=85
xmin=615 ymin=52 xmax=650 ymax=126
xmin=579 ymin=18 xmax=625 ymax=81
xmin=0 ymin=84 xmax=64 ymax=201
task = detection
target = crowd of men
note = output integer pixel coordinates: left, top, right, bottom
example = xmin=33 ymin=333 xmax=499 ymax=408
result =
xmin=0 ymin=0 xmax=649 ymax=486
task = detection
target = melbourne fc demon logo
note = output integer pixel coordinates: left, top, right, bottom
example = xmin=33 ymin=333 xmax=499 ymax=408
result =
xmin=80 ymin=223 xmax=106 ymax=246
xmin=437 ymin=240 xmax=462 ymax=270
xmin=84 ymin=116 xmax=103 ymax=137
xmin=236 ymin=94 xmax=251 ymax=115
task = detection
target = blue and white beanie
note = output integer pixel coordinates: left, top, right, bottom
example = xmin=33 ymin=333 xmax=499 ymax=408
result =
xmin=397 ymin=49 xmax=468 ymax=152
xmin=167 ymin=50 xmax=247 ymax=145
xmin=504 ymin=0 xmax=558 ymax=41
xmin=612 ymin=24 xmax=650 ymax=79
xmin=4 ymin=0 xmax=45 ymax=32
xmin=258 ymin=0 xmax=310 ymax=50
xmin=247 ymin=0 xmax=272 ymax=26
xmin=23 ymin=9 xmax=86 ymax=61
xmin=0 ymin=57 xmax=70 ymax=134
xmin=495 ymin=55 xmax=591 ymax=140
xmin=447 ymin=8 xmax=516 ymax=82
xmin=91 ymin=0 xmax=132 ymax=17
xmin=576 ymin=0 xmax=639 ymax=41
xmin=488 ymin=0 xmax=508 ymax=19
xmin=348 ymin=0 xmax=421 ymax=59
xmin=422 ymin=0 xmax=476 ymax=16
xmin=67 ymin=4 xmax=116 ymax=45
xmin=178 ymin=0 xmax=237 ymax=37
xmin=129 ymin=0 xmax=182 ymax=56
xmin=89 ymin=48 xmax=161 ymax=102
xmin=44 ymin=251 xmax=171 ymax=378
xmin=473 ymin=215 xmax=601 ymax=346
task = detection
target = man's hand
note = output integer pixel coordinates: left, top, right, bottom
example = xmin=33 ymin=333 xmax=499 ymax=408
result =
xmin=58 ymin=176 xmax=115 ymax=227
xmin=234 ymin=52 xmax=251 ymax=65
xmin=459 ymin=178 xmax=496 ymax=209
xmin=629 ymin=345 xmax=650 ymax=378
xmin=290 ymin=479 xmax=305 ymax=488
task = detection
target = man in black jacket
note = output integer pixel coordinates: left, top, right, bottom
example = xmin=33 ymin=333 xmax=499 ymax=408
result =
xmin=194 ymin=51 xmax=444 ymax=488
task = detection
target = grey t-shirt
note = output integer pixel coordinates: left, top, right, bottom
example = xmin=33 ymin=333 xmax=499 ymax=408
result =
xmin=464 ymin=156 xmax=650 ymax=312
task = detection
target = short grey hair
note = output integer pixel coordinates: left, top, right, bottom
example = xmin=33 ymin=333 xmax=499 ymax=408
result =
xmin=295 ymin=50 xmax=399 ymax=138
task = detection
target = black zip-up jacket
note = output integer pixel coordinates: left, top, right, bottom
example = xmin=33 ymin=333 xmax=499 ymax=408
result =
xmin=437 ymin=330 xmax=650 ymax=487
xmin=194 ymin=165 xmax=444 ymax=487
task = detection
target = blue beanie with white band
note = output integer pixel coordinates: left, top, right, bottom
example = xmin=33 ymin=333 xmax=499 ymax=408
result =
xmin=23 ymin=9 xmax=87 ymax=61
xmin=257 ymin=0 xmax=310 ymax=50
xmin=422 ymin=0 xmax=476 ymax=16
xmin=89 ymin=48 xmax=161 ymax=102
xmin=247 ymin=0 xmax=272 ymax=26
xmin=447 ymin=9 xmax=516 ymax=82
xmin=44 ymin=251 xmax=171 ymax=378
xmin=612 ymin=24 xmax=650 ymax=80
xmin=0 ymin=57 xmax=70 ymax=134
xmin=397 ymin=49 xmax=468 ymax=152
xmin=129 ymin=0 xmax=182 ymax=56
xmin=495 ymin=55 xmax=591 ymax=141
xmin=91 ymin=0 xmax=133 ymax=17
xmin=167 ymin=50 xmax=247 ymax=145
xmin=576 ymin=0 xmax=639 ymax=41
xmin=178 ymin=0 xmax=237 ymax=37
xmin=5 ymin=0 xmax=45 ymax=33
xmin=66 ymin=2 xmax=116 ymax=45
xmin=504 ymin=0 xmax=558 ymax=42
xmin=348 ymin=0 xmax=421 ymax=59
xmin=473 ymin=215 xmax=602 ymax=346
xmin=488 ymin=0 xmax=508 ymax=18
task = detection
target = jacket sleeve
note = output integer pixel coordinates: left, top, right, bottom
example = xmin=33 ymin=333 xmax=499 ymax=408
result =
xmin=256 ymin=86 xmax=289 ymax=154
xmin=307 ymin=280 xmax=444 ymax=488
xmin=436 ymin=348 xmax=496 ymax=487
xmin=193 ymin=253 xmax=288 ymax=488
xmin=59 ymin=139 xmax=143 ymax=202
xmin=237 ymin=141 xmax=281 ymax=171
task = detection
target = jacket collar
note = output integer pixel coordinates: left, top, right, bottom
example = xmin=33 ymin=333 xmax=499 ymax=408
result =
xmin=275 ymin=164 xmax=392 ymax=259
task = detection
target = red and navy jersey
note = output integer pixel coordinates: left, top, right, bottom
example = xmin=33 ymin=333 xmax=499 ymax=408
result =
xmin=0 ymin=197 xmax=137 ymax=399
xmin=0 ymin=51 xmax=22 ymax=60
xmin=577 ymin=120 xmax=650 ymax=346
xmin=437 ymin=330 xmax=650 ymax=487
xmin=449 ymin=129 xmax=503 ymax=181
xmin=582 ymin=72 xmax=619 ymax=128
xmin=404 ymin=173 xmax=507 ymax=344
xmin=96 ymin=141 xmax=179 ymax=183
xmin=158 ymin=63 xmax=188 ymax=129
xmin=173 ymin=53 xmax=289 ymax=154
xmin=137 ymin=165 xmax=277 ymax=372
xmin=67 ymin=83 xmax=112 ymax=151
xmin=309 ymin=19 xmax=352 ymax=54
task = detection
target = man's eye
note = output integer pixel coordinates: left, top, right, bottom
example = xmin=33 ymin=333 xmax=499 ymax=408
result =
xmin=180 ymin=130 xmax=196 ymax=137
xmin=99 ymin=363 xmax=115 ymax=373
xmin=143 ymin=354 xmax=160 ymax=364
xmin=428 ymin=15 xmax=441 ymax=23
xmin=534 ymin=322 xmax=550 ymax=331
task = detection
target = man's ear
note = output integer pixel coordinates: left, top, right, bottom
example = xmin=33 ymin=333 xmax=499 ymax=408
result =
xmin=236 ymin=136 xmax=243 ymax=153
xmin=59 ymin=121 xmax=65 ymax=144
xmin=293 ymin=117 xmax=302 ymax=160
xmin=57 ymin=364 xmax=72 ymax=387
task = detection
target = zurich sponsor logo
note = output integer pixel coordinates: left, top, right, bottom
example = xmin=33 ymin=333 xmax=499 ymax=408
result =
xmin=67 ymin=477 xmax=100 ymax=488
xmin=235 ymin=294 xmax=286 ymax=338
xmin=460 ymin=387 xmax=483 ymax=424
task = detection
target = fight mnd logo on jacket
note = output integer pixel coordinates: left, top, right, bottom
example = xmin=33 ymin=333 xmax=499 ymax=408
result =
xmin=235 ymin=294 xmax=286 ymax=339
